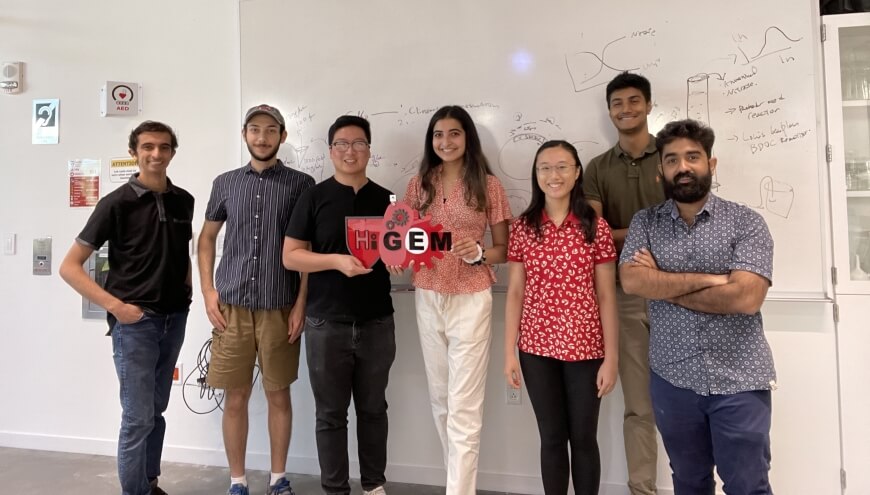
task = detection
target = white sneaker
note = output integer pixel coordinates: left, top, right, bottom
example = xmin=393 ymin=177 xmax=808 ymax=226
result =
xmin=363 ymin=487 xmax=386 ymax=495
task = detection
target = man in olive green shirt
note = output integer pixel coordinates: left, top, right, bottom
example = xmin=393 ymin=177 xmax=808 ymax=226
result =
xmin=583 ymin=72 xmax=664 ymax=495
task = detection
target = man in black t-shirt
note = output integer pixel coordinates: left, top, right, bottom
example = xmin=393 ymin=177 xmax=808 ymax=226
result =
xmin=60 ymin=121 xmax=193 ymax=495
xmin=283 ymin=115 xmax=396 ymax=495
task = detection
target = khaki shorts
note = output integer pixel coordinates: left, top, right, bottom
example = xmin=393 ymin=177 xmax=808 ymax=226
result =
xmin=207 ymin=303 xmax=300 ymax=391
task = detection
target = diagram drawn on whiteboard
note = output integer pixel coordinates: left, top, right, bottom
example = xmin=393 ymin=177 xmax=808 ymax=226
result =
xmin=281 ymin=138 xmax=330 ymax=182
xmin=685 ymin=72 xmax=727 ymax=126
xmin=735 ymin=26 xmax=802 ymax=65
xmin=564 ymin=28 xmax=661 ymax=93
xmin=498 ymin=117 xmax=563 ymax=181
xmin=749 ymin=175 xmax=794 ymax=219
xmin=564 ymin=36 xmax=641 ymax=93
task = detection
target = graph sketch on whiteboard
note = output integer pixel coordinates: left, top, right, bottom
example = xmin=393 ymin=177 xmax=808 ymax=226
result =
xmin=735 ymin=26 xmax=802 ymax=65
xmin=564 ymin=37 xmax=641 ymax=93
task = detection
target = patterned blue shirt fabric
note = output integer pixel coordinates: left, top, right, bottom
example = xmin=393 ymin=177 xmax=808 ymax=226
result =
xmin=619 ymin=194 xmax=776 ymax=396
xmin=205 ymin=161 xmax=314 ymax=310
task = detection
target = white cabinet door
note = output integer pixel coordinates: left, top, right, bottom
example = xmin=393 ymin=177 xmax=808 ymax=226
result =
xmin=823 ymin=14 xmax=870 ymax=294
xmin=835 ymin=295 xmax=870 ymax=494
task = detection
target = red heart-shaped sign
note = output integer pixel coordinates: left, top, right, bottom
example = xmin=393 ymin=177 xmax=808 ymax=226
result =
xmin=119 ymin=92 xmax=127 ymax=99
xmin=346 ymin=217 xmax=382 ymax=269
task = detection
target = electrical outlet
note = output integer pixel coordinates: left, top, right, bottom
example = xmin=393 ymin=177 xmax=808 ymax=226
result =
xmin=506 ymin=382 xmax=522 ymax=405
xmin=172 ymin=364 xmax=183 ymax=386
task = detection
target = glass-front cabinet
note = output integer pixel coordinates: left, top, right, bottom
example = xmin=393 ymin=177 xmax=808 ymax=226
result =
xmin=824 ymin=13 xmax=870 ymax=294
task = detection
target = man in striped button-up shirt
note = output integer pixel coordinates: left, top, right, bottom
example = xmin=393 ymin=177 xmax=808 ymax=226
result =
xmin=198 ymin=105 xmax=314 ymax=495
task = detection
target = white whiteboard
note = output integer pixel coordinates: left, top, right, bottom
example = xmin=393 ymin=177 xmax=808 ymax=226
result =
xmin=240 ymin=0 xmax=827 ymax=297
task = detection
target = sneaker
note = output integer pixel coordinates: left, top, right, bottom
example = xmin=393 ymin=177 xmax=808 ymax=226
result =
xmin=363 ymin=487 xmax=386 ymax=495
xmin=265 ymin=477 xmax=295 ymax=495
xmin=228 ymin=483 xmax=250 ymax=495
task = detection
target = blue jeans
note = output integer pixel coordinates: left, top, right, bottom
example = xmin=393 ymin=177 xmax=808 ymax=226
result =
xmin=110 ymin=310 xmax=188 ymax=495
xmin=650 ymin=372 xmax=773 ymax=495
xmin=304 ymin=315 xmax=396 ymax=495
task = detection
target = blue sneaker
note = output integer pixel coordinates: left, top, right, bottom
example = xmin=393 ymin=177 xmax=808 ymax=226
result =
xmin=266 ymin=477 xmax=295 ymax=495
xmin=228 ymin=483 xmax=249 ymax=495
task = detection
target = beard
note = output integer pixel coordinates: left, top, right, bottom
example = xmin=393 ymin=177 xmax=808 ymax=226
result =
xmin=247 ymin=142 xmax=280 ymax=162
xmin=663 ymin=170 xmax=713 ymax=203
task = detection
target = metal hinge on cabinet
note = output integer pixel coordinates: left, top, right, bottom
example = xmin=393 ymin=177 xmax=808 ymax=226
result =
xmin=826 ymin=144 xmax=833 ymax=164
xmin=831 ymin=266 xmax=838 ymax=286
xmin=821 ymin=23 xmax=827 ymax=42
xmin=841 ymin=468 xmax=846 ymax=490
xmin=833 ymin=303 xmax=840 ymax=323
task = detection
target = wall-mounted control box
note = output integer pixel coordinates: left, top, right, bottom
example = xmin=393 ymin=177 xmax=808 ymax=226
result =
xmin=32 ymin=237 xmax=52 ymax=275
xmin=82 ymin=243 xmax=110 ymax=319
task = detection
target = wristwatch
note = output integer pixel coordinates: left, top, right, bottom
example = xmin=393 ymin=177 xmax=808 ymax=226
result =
xmin=470 ymin=241 xmax=486 ymax=266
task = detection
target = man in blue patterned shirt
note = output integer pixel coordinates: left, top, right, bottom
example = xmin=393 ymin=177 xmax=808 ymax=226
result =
xmin=619 ymin=119 xmax=776 ymax=495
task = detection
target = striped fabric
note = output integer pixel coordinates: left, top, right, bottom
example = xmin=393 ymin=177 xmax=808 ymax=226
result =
xmin=205 ymin=161 xmax=314 ymax=309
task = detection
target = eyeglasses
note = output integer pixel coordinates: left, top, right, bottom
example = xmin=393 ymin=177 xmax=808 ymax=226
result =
xmin=331 ymin=140 xmax=370 ymax=152
xmin=535 ymin=165 xmax=576 ymax=175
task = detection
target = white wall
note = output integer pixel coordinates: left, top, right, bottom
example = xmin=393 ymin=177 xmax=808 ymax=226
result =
xmin=0 ymin=2 xmax=847 ymax=494
xmin=0 ymin=0 xmax=242 ymax=470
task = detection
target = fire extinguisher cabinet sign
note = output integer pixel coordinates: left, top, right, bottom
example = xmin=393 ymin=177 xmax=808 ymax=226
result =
xmin=100 ymin=81 xmax=142 ymax=117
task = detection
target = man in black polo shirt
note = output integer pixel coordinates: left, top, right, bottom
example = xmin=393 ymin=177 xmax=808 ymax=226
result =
xmin=283 ymin=115 xmax=395 ymax=495
xmin=60 ymin=121 xmax=194 ymax=495
xmin=198 ymin=105 xmax=314 ymax=495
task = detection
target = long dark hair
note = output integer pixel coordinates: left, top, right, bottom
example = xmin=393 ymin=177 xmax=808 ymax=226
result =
xmin=416 ymin=105 xmax=493 ymax=213
xmin=518 ymin=140 xmax=597 ymax=243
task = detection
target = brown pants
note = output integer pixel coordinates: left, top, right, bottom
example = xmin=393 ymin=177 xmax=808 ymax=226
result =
xmin=207 ymin=303 xmax=300 ymax=391
xmin=617 ymin=285 xmax=658 ymax=495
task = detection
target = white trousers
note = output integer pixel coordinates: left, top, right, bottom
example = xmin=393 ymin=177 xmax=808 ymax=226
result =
xmin=415 ymin=288 xmax=493 ymax=495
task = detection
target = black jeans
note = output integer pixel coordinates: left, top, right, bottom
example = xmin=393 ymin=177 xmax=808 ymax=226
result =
xmin=305 ymin=315 xmax=396 ymax=494
xmin=520 ymin=352 xmax=603 ymax=495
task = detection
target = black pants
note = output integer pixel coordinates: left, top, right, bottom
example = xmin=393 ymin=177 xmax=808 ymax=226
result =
xmin=520 ymin=352 xmax=603 ymax=495
xmin=305 ymin=315 xmax=396 ymax=495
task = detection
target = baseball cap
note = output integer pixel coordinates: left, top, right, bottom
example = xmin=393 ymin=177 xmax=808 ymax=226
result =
xmin=244 ymin=104 xmax=285 ymax=127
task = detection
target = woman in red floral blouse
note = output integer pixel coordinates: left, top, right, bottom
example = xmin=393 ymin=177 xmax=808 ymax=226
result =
xmin=504 ymin=140 xmax=619 ymax=495
xmin=403 ymin=105 xmax=512 ymax=495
